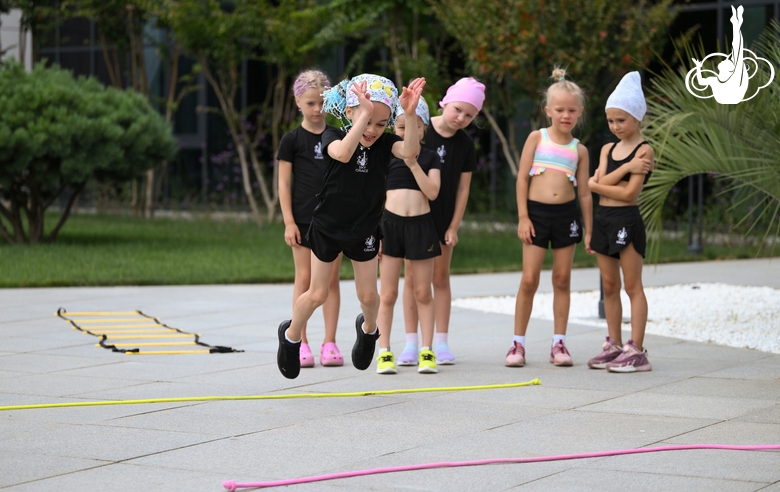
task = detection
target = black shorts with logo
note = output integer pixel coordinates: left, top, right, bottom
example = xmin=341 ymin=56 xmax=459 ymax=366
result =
xmin=380 ymin=210 xmax=442 ymax=260
xmin=527 ymin=200 xmax=582 ymax=250
xmin=306 ymin=223 xmax=382 ymax=263
xmin=591 ymin=205 xmax=646 ymax=258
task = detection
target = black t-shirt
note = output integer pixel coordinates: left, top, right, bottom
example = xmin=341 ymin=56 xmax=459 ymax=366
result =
xmin=277 ymin=125 xmax=334 ymax=224
xmin=386 ymin=147 xmax=441 ymax=191
xmin=312 ymin=128 xmax=403 ymax=241
xmin=422 ymin=125 xmax=477 ymax=238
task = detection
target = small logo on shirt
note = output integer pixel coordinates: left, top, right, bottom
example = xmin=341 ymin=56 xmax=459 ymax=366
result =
xmin=314 ymin=142 xmax=323 ymax=160
xmin=356 ymin=151 xmax=368 ymax=173
xmin=569 ymin=221 xmax=580 ymax=238
xmin=436 ymin=145 xmax=446 ymax=164
xmin=427 ymin=244 xmax=434 ymax=252
xmin=364 ymin=235 xmax=376 ymax=252
xmin=616 ymin=227 xmax=628 ymax=245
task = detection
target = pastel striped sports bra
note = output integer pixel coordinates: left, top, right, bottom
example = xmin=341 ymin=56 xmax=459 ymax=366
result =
xmin=529 ymin=128 xmax=579 ymax=185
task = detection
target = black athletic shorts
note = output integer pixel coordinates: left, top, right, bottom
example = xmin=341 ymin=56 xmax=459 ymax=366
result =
xmin=306 ymin=223 xmax=382 ymax=263
xmin=591 ymin=205 xmax=646 ymax=258
xmin=380 ymin=210 xmax=442 ymax=260
xmin=527 ymin=200 xmax=582 ymax=250
xmin=296 ymin=222 xmax=312 ymax=249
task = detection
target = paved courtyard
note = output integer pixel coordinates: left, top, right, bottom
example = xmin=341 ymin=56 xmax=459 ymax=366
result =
xmin=1 ymin=258 xmax=779 ymax=491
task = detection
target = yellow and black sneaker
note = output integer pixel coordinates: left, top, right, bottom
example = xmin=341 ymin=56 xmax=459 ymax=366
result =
xmin=418 ymin=347 xmax=438 ymax=374
xmin=376 ymin=350 xmax=397 ymax=374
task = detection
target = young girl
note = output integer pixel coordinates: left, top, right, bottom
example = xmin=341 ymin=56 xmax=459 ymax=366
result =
xmin=376 ymin=96 xmax=441 ymax=374
xmin=507 ymin=68 xmax=593 ymax=368
xmin=587 ymin=71 xmax=654 ymax=373
xmin=276 ymin=74 xmax=426 ymax=379
xmin=277 ymin=70 xmax=343 ymax=368
xmin=399 ymin=77 xmax=484 ymax=366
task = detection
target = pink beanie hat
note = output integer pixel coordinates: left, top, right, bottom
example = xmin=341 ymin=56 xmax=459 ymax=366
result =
xmin=440 ymin=77 xmax=486 ymax=111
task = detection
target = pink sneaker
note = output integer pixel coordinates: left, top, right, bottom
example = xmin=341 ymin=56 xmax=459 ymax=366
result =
xmin=505 ymin=341 xmax=525 ymax=367
xmin=299 ymin=343 xmax=315 ymax=368
xmin=320 ymin=342 xmax=344 ymax=367
xmin=550 ymin=340 xmax=573 ymax=366
xmin=587 ymin=337 xmax=623 ymax=369
xmin=606 ymin=340 xmax=652 ymax=373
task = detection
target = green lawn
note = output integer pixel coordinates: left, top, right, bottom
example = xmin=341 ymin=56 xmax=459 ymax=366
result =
xmin=0 ymin=213 xmax=775 ymax=287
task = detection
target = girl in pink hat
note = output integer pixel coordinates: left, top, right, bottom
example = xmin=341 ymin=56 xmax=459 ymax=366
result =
xmin=399 ymin=77 xmax=485 ymax=366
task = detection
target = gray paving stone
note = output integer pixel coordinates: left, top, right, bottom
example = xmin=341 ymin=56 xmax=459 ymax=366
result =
xmin=0 ymin=453 xmax=109 ymax=489
xmin=2 ymin=462 xmax=228 ymax=492
xmin=578 ymin=391 xmax=776 ymax=420
xmin=645 ymin=377 xmax=780 ymax=402
xmin=586 ymin=447 xmax=780 ymax=483
xmin=700 ymin=356 xmax=780 ymax=381
xmin=739 ymin=404 xmax=780 ymax=424
xmin=509 ymin=467 xmax=766 ymax=492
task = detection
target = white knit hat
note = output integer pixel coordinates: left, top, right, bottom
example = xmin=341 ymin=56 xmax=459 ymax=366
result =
xmin=605 ymin=72 xmax=646 ymax=121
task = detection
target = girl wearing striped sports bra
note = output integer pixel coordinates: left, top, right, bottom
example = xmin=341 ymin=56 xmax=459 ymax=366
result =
xmin=507 ymin=68 xmax=594 ymax=368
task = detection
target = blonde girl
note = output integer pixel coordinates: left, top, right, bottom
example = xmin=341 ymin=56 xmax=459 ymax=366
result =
xmin=507 ymin=67 xmax=593 ymax=368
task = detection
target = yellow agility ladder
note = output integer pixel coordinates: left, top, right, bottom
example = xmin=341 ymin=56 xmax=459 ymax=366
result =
xmin=57 ymin=308 xmax=243 ymax=355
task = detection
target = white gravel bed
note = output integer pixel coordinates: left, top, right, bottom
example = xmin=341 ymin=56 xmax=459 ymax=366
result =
xmin=452 ymin=283 xmax=780 ymax=354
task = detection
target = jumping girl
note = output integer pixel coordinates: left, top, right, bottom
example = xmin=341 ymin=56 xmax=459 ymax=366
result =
xmin=399 ymin=77 xmax=484 ymax=366
xmin=276 ymin=74 xmax=425 ymax=379
xmin=507 ymin=68 xmax=593 ymax=368
xmin=376 ymin=96 xmax=442 ymax=374
xmin=587 ymin=71 xmax=654 ymax=373
xmin=277 ymin=70 xmax=343 ymax=368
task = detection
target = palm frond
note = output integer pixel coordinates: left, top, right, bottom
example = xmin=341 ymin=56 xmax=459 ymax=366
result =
xmin=640 ymin=21 xmax=780 ymax=260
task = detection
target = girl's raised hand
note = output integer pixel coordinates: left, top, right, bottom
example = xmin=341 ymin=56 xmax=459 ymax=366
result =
xmin=351 ymin=80 xmax=373 ymax=116
xmin=399 ymin=77 xmax=426 ymax=115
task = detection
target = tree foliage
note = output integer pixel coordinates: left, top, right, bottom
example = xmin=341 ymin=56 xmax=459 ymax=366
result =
xmin=0 ymin=62 xmax=176 ymax=243
xmin=429 ymin=0 xmax=676 ymax=176
xmin=640 ymin=22 xmax=780 ymax=259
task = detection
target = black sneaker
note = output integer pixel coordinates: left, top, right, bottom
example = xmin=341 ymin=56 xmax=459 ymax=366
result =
xmin=352 ymin=313 xmax=379 ymax=370
xmin=277 ymin=320 xmax=301 ymax=379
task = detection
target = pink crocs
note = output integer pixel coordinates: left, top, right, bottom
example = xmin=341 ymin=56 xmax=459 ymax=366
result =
xmin=320 ymin=342 xmax=344 ymax=367
xmin=299 ymin=343 xmax=315 ymax=368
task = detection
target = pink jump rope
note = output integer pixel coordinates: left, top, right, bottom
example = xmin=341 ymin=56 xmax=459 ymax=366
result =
xmin=223 ymin=444 xmax=780 ymax=490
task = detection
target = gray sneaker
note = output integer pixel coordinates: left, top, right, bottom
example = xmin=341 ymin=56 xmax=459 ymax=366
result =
xmin=606 ymin=340 xmax=652 ymax=373
xmin=587 ymin=337 xmax=622 ymax=369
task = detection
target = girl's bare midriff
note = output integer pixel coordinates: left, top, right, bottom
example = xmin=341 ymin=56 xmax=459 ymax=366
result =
xmin=527 ymin=169 xmax=577 ymax=204
xmin=385 ymin=188 xmax=430 ymax=216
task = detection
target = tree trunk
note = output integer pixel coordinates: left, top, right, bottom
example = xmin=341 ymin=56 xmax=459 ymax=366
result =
xmin=46 ymin=182 xmax=86 ymax=243
xmin=483 ymin=107 xmax=520 ymax=177
xmin=200 ymin=59 xmax=265 ymax=228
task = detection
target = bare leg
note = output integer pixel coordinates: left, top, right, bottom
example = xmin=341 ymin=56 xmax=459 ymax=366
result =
xmin=290 ymin=246 xmax=313 ymax=343
xmin=352 ymin=257 xmax=380 ymax=333
xmin=596 ymin=253 xmax=623 ymax=345
xmin=409 ymin=258 xmax=435 ymax=348
xmin=322 ymin=253 xmax=342 ymax=344
xmin=432 ymin=243 xmax=453 ymax=334
xmin=288 ymin=255 xmax=336 ymax=341
xmin=378 ymin=255 xmax=404 ymax=349
xmin=513 ymin=244 xmax=546 ymax=336
xmin=619 ymin=243 xmax=647 ymax=350
xmin=402 ymin=259 xmax=419 ymax=335
xmin=550 ymin=245 xmax=576 ymax=336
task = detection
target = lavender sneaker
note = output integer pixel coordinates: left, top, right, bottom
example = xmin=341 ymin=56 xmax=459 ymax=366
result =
xmin=397 ymin=344 xmax=418 ymax=366
xmin=606 ymin=340 xmax=652 ymax=373
xmin=549 ymin=340 xmax=573 ymax=366
xmin=587 ymin=337 xmax=622 ymax=369
xmin=505 ymin=341 xmax=525 ymax=367
xmin=434 ymin=342 xmax=455 ymax=365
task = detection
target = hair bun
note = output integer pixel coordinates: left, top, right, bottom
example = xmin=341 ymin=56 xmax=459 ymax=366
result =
xmin=551 ymin=68 xmax=567 ymax=81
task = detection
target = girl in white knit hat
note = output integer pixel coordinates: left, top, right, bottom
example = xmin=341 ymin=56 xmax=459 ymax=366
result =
xmin=587 ymin=71 xmax=655 ymax=373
